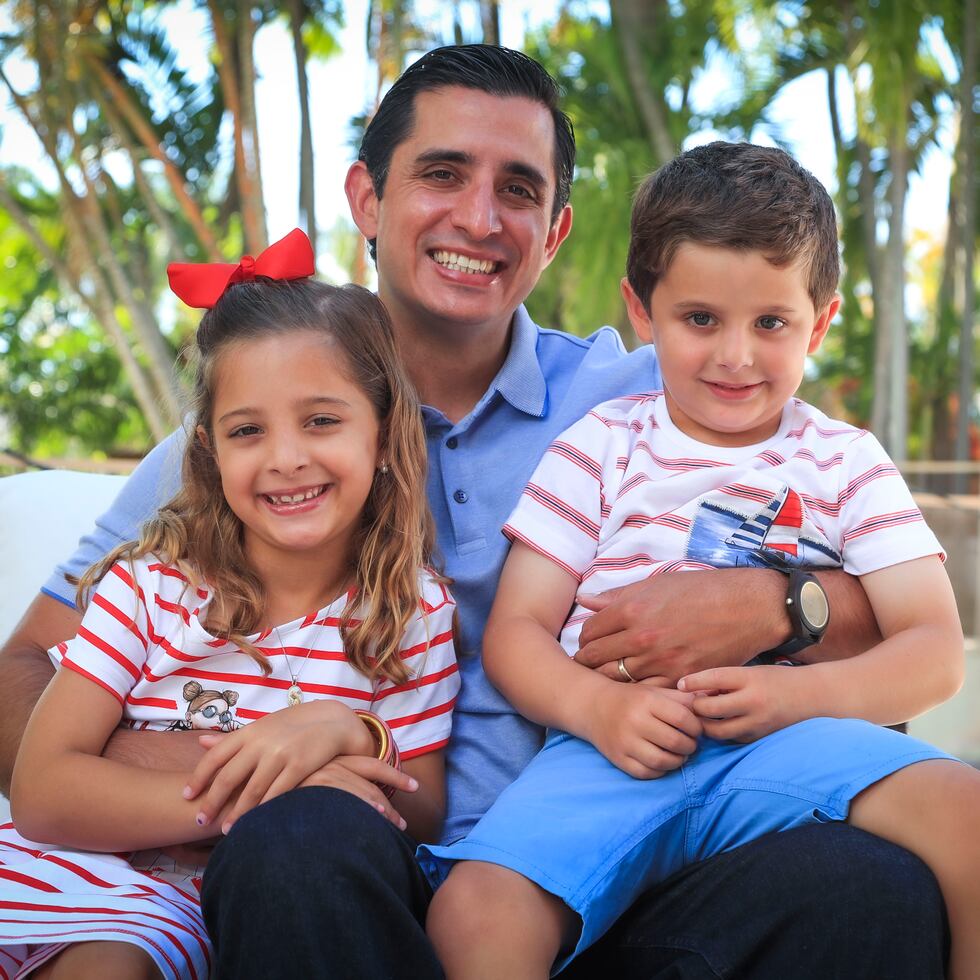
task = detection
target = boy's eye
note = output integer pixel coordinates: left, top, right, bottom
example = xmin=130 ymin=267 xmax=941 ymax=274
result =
xmin=687 ymin=312 xmax=714 ymax=327
xmin=757 ymin=316 xmax=786 ymax=331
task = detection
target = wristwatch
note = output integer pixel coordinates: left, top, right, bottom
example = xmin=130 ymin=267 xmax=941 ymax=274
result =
xmin=767 ymin=569 xmax=830 ymax=657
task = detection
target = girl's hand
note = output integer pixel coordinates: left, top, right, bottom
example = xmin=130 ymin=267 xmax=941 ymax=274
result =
xmin=183 ymin=700 xmax=375 ymax=830
xmin=585 ymin=681 xmax=702 ymax=779
xmin=299 ymin=755 xmax=419 ymax=832
xmin=679 ymin=665 xmax=811 ymax=742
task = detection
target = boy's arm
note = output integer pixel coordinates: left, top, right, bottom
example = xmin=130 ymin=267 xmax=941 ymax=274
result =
xmin=683 ymin=556 xmax=963 ymax=738
xmin=574 ymin=565 xmax=879 ymax=683
xmin=803 ymin=556 xmax=962 ymax=723
xmin=484 ymin=543 xmax=701 ymax=778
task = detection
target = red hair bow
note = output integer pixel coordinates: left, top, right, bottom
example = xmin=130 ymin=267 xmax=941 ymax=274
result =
xmin=167 ymin=228 xmax=316 ymax=308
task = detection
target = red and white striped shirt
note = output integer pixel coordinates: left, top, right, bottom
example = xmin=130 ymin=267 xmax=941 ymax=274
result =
xmin=504 ymin=392 xmax=942 ymax=657
xmin=50 ymin=558 xmax=459 ymax=761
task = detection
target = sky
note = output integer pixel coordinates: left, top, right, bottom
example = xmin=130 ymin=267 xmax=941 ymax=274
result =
xmin=0 ymin=0 xmax=956 ymax=289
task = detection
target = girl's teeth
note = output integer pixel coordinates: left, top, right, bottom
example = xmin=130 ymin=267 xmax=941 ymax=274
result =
xmin=268 ymin=487 xmax=323 ymax=504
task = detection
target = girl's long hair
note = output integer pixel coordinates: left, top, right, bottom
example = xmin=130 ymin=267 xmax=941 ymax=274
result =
xmin=78 ymin=280 xmax=434 ymax=685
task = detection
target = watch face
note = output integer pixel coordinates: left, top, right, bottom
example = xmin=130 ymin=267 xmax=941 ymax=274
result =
xmin=799 ymin=579 xmax=830 ymax=631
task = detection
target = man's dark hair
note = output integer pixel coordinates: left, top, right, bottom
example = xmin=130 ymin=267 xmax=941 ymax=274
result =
xmin=358 ymin=44 xmax=575 ymax=258
xmin=626 ymin=142 xmax=840 ymax=311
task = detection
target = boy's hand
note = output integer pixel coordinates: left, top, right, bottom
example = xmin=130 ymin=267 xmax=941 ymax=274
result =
xmin=584 ymin=681 xmax=702 ymax=779
xmin=183 ymin=699 xmax=376 ymax=832
xmin=679 ymin=665 xmax=812 ymax=742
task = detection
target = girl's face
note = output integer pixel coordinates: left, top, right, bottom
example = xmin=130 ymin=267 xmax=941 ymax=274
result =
xmin=203 ymin=330 xmax=382 ymax=585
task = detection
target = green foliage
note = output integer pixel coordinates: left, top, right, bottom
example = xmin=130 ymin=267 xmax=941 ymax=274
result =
xmin=525 ymin=14 xmax=651 ymax=339
xmin=0 ymin=209 xmax=151 ymax=456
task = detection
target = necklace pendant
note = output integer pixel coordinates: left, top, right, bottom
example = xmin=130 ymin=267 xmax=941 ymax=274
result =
xmin=286 ymin=683 xmax=303 ymax=707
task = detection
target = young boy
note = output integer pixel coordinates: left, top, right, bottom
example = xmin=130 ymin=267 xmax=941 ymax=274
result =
xmin=419 ymin=142 xmax=980 ymax=979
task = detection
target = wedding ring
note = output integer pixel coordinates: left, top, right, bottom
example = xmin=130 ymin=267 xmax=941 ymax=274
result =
xmin=617 ymin=657 xmax=638 ymax=683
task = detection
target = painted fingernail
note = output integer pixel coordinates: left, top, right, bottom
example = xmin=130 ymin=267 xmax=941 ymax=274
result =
xmin=221 ymin=821 xmax=232 ymax=835
xmin=195 ymin=812 xmax=208 ymax=826
xmin=406 ymin=777 xmax=419 ymax=791
xmin=399 ymin=818 xmax=407 ymax=831
xmin=183 ymin=785 xmax=193 ymax=799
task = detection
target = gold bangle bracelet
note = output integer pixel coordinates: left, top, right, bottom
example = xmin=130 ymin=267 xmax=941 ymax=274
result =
xmin=353 ymin=709 xmax=391 ymax=762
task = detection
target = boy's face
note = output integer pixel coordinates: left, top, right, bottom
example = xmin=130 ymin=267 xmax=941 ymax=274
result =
xmin=623 ymin=243 xmax=839 ymax=448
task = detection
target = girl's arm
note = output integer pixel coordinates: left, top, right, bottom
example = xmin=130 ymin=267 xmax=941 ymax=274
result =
xmin=485 ymin=542 xmax=701 ymax=778
xmin=682 ymin=556 xmax=963 ymax=737
xmin=10 ymin=666 xmax=218 ymax=851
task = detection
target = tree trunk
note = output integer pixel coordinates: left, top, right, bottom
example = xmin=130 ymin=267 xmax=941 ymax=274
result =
xmin=208 ymin=0 xmax=266 ymax=255
xmin=288 ymin=0 xmax=317 ymax=250
xmin=956 ymin=0 xmax=977 ymax=487
xmin=609 ymin=0 xmax=676 ymax=165
xmin=237 ymin=0 xmax=268 ymax=251
xmin=66 ymin=125 xmax=185 ymax=421
xmin=883 ymin=133 xmax=909 ymax=459
xmin=92 ymin=82 xmax=188 ymax=262
xmin=0 ymin=176 xmax=170 ymax=440
xmin=480 ymin=0 xmax=500 ymax=46
xmin=86 ymin=57 xmax=221 ymax=261
xmin=927 ymin=169 xmax=960 ymax=474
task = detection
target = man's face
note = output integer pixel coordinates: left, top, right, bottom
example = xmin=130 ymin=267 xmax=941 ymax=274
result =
xmin=347 ymin=86 xmax=571 ymax=342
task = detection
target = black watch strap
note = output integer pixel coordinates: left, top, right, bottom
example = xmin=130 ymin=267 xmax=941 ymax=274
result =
xmin=766 ymin=569 xmax=830 ymax=658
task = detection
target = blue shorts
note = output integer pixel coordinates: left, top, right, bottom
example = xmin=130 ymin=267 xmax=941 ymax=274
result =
xmin=418 ymin=718 xmax=955 ymax=973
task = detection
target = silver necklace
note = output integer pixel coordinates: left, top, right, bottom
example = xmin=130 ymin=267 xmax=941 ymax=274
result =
xmin=273 ymin=620 xmax=327 ymax=707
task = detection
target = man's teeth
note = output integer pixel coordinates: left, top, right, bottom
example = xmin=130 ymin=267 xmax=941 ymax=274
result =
xmin=433 ymin=250 xmax=498 ymax=274
xmin=266 ymin=487 xmax=324 ymax=505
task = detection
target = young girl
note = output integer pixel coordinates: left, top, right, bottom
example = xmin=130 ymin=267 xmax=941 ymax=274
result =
xmin=0 ymin=230 xmax=459 ymax=980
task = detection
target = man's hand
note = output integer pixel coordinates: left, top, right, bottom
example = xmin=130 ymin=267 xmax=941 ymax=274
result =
xmin=679 ymin=665 xmax=812 ymax=742
xmin=299 ymin=755 xmax=417 ymax=831
xmin=574 ymin=568 xmax=786 ymax=684
xmin=583 ymin=681 xmax=702 ymax=779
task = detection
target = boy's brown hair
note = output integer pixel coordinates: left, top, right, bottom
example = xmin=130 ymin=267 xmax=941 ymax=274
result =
xmin=626 ymin=141 xmax=840 ymax=311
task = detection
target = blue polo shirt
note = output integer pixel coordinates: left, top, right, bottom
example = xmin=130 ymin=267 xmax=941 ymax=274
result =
xmin=44 ymin=306 xmax=660 ymax=843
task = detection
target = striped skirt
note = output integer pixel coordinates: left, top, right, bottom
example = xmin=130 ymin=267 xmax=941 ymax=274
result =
xmin=0 ymin=824 xmax=210 ymax=979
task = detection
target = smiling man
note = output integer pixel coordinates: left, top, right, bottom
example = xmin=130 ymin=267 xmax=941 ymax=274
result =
xmin=0 ymin=45 xmax=947 ymax=978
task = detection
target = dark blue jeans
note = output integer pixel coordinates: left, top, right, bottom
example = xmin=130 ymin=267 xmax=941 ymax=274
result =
xmin=201 ymin=787 xmax=947 ymax=978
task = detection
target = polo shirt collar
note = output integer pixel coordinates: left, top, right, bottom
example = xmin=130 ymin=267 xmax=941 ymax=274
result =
xmin=490 ymin=305 xmax=547 ymax=417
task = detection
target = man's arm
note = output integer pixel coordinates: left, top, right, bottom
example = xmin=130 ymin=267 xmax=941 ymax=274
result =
xmin=573 ymin=566 xmax=880 ymax=685
xmin=0 ymin=594 xmax=206 ymax=797
xmin=0 ymin=429 xmax=203 ymax=798
xmin=0 ymin=594 xmax=76 ymax=795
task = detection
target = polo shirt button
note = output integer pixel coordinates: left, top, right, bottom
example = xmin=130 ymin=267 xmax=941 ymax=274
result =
xmin=453 ymin=489 xmax=468 ymax=504
xmin=446 ymin=436 xmax=459 ymax=449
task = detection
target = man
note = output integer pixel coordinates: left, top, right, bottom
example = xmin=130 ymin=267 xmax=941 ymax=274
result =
xmin=0 ymin=45 xmax=947 ymax=978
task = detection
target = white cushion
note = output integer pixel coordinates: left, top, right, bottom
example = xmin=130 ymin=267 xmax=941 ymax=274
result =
xmin=0 ymin=470 xmax=127 ymax=645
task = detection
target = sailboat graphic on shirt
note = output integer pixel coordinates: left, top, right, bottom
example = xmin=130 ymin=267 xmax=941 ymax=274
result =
xmin=686 ymin=484 xmax=841 ymax=570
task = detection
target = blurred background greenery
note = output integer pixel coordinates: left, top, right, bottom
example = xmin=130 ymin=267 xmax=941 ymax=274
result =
xmin=0 ymin=0 xmax=976 ymax=479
